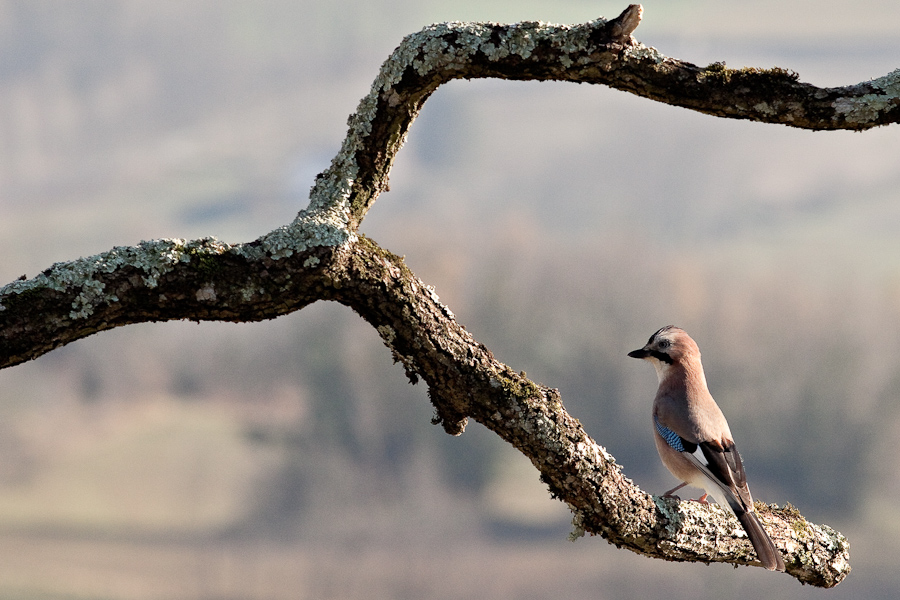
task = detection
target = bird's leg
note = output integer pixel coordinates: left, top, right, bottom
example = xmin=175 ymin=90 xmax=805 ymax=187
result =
xmin=662 ymin=484 xmax=708 ymax=504
xmin=663 ymin=482 xmax=688 ymax=500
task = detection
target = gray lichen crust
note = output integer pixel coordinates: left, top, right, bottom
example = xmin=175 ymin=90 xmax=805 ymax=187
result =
xmin=374 ymin=17 xmax=612 ymax=92
xmin=0 ymin=238 xmax=229 ymax=318
xmin=833 ymin=68 xmax=900 ymax=124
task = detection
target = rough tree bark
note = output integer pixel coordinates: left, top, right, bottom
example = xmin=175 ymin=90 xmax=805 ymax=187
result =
xmin=4 ymin=3 xmax=894 ymax=586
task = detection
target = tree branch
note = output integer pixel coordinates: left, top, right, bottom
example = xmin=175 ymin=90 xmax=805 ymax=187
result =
xmin=0 ymin=3 xmax=871 ymax=586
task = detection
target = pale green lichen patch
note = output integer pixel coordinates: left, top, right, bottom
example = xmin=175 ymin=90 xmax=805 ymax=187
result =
xmin=833 ymin=68 xmax=900 ymax=123
xmin=871 ymin=68 xmax=900 ymax=94
xmin=0 ymin=237 xmax=230 ymax=319
xmin=624 ymin=42 xmax=665 ymax=64
xmin=806 ymin=521 xmax=849 ymax=552
xmin=69 ymin=278 xmax=110 ymax=320
xmin=244 ymin=206 xmax=356 ymax=261
xmin=501 ymin=21 xmax=543 ymax=60
xmin=653 ymin=496 xmax=684 ymax=534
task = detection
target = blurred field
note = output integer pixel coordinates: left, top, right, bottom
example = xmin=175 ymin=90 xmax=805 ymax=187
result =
xmin=1 ymin=1 xmax=900 ymax=598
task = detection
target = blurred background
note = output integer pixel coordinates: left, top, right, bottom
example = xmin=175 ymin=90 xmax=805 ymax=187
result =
xmin=0 ymin=0 xmax=899 ymax=598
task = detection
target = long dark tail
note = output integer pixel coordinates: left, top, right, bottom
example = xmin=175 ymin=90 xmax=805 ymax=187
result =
xmin=737 ymin=509 xmax=786 ymax=572
xmin=683 ymin=452 xmax=786 ymax=571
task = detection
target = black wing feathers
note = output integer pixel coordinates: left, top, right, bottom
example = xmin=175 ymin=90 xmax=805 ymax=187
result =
xmin=699 ymin=440 xmax=750 ymax=505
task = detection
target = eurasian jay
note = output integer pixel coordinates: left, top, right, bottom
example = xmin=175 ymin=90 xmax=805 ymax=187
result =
xmin=628 ymin=325 xmax=785 ymax=572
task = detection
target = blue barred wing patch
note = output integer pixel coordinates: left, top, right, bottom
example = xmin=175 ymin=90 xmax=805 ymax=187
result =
xmin=655 ymin=417 xmax=685 ymax=453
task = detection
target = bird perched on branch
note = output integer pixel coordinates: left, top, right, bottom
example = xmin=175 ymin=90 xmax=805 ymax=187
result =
xmin=628 ymin=325 xmax=785 ymax=572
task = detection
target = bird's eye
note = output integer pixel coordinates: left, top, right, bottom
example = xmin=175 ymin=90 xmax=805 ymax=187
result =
xmin=658 ymin=339 xmax=670 ymax=350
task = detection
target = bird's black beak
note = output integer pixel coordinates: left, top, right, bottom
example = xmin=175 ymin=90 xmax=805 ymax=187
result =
xmin=628 ymin=348 xmax=649 ymax=359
